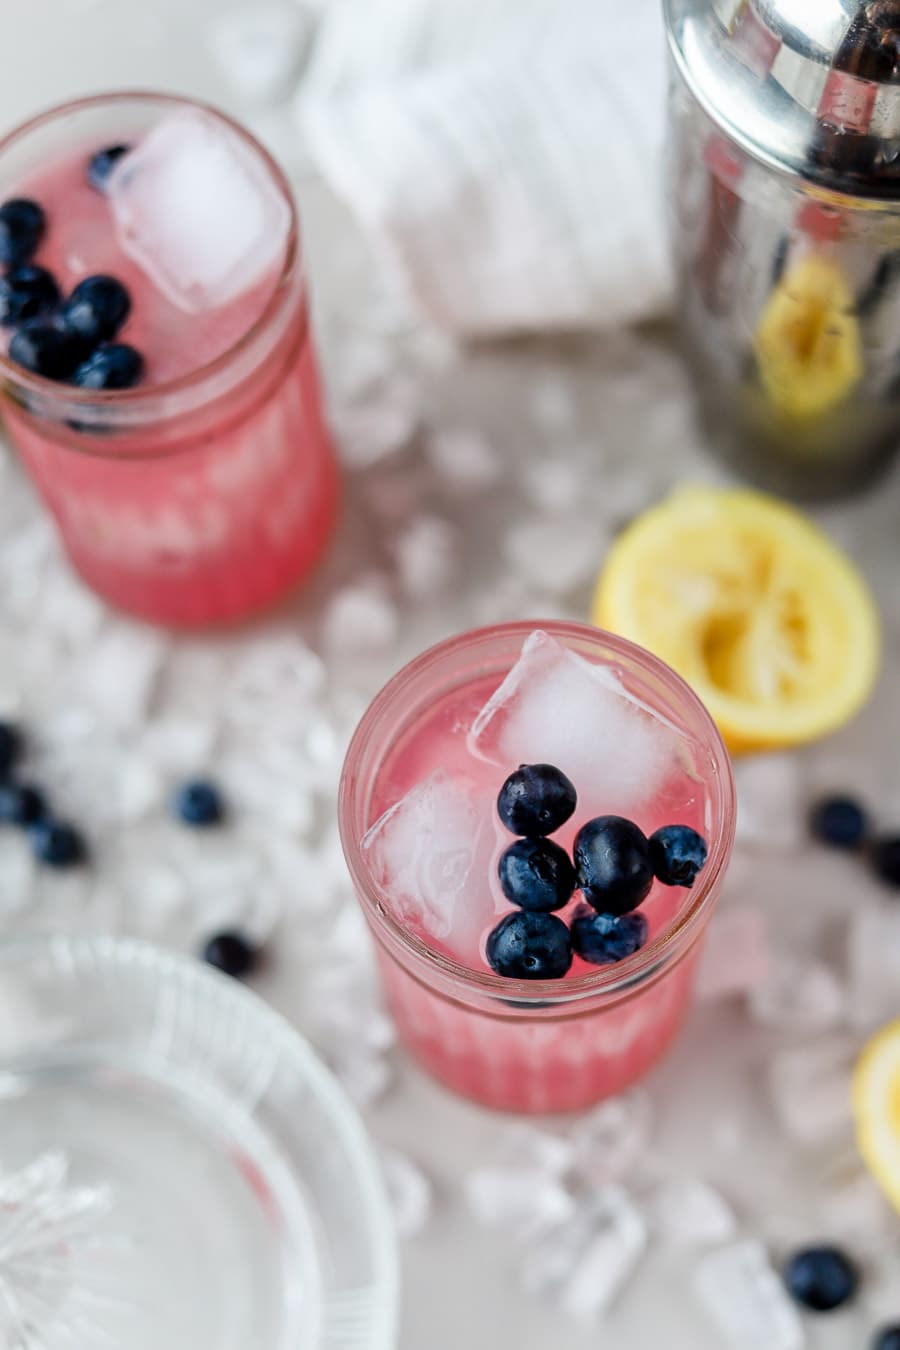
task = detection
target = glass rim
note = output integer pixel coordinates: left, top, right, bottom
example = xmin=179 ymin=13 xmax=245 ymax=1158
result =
xmin=339 ymin=620 xmax=737 ymax=1007
xmin=0 ymin=90 xmax=302 ymax=420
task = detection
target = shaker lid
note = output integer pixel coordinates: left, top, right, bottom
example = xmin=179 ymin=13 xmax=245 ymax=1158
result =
xmin=665 ymin=0 xmax=900 ymax=197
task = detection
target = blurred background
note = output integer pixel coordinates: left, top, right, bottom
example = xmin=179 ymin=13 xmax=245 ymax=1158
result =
xmin=2 ymin=2 xmax=900 ymax=1348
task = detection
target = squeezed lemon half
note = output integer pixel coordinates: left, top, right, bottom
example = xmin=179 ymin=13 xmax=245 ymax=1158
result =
xmin=754 ymin=255 xmax=864 ymax=422
xmin=853 ymin=1021 xmax=900 ymax=1215
xmin=593 ymin=487 xmax=880 ymax=753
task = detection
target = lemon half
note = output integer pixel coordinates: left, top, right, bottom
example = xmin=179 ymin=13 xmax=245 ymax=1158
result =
xmin=754 ymin=255 xmax=863 ymax=422
xmin=593 ymin=487 xmax=880 ymax=753
xmin=853 ymin=1021 xmax=900 ymax=1215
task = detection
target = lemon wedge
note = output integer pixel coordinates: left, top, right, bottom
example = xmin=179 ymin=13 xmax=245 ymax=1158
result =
xmin=593 ymin=486 xmax=880 ymax=753
xmin=853 ymin=1020 xmax=900 ymax=1215
xmin=754 ymin=255 xmax=863 ymax=422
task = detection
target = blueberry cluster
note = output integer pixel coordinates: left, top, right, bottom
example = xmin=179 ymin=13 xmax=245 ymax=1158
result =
xmin=810 ymin=792 xmax=900 ymax=890
xmin=485 ymin=763 xmax=709 ymax=980
xmin=0 ymin=146 xmax=144 ymax=395
xmin=0 ymin=719 xmax=86 ymax=867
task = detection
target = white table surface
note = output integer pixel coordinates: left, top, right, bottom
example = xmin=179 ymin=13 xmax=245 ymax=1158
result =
xmin=2 ymin=4 xmax=900 ymax=1349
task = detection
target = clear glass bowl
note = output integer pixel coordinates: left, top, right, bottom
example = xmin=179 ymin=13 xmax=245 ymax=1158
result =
xmin=0 ymin=935 xmax=398 ymax=1350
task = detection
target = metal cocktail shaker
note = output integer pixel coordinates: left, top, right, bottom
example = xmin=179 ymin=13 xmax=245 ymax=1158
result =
xmin=665 ymin=0 xmax=900 ymax=497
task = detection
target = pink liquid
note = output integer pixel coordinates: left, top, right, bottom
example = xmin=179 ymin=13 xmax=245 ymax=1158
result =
xmin=350 ymin=632 xmax=729 ymax=1114
xmin=8 ymin=148 xmax=281 ymax=384
xmin=1 ymin=126 xmax=337 ymax=627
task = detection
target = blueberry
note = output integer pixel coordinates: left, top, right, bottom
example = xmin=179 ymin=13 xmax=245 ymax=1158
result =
xmin=874 ymin=1325 xmax=900 ymax=1350
xmin=871 ymin=835 xmax=900 ymax=888
xmin=87 ymin=143 xmax=131 ymax=192
xmin=486 ymin=911 xmax=573 ymax=980
xmin=174 ymin=779 xmax=224 ymax=828
xmin=73 ymin=343 xmax=144 ymax=390
xmin=573 ymin=815 xmax=654 ymax=916
xmin=783 ymin=1246 xmax=859 ymax=1312
xmin=202 ymin=932 xmax=257 ymax=979
xmin=62 ymin=275 xmax=131 ymax=345
xmin=649 ymin=824 xmax=709 ymax=887
xmin=0 ymin=782 xmax=46 ymax=827
xmin=0 ymin=264 xmax=60 ymax=327
xmin=498 ymin=837 xmax=576 ymax=912
xmin=571 ymin=906 xmax=649 ymax=965
xmin=29 ymin=819 xmax=86 ymax=868
xmin=10 ymin=320 xmax=85 ymax=380
xmin=810 ymin=795 xmax=868 ymax=849
xmin=0 ymin=721 xmax=22 ymax=778
xmin=0 ymin=198 xmax=46 ymax=266
xmin=497 ymin=763 xmax=577 ymax=838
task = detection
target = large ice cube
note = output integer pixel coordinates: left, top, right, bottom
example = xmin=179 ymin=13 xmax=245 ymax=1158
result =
xmin=362 ymin=770 xmax=501 ymax=962
xmin=108 ymin=109 xmax=291 ymax=313
xmin=694 ymin=1241 xmax=805 ymax=1350
xmin=468 ymin=630 xmax=679 ymax=811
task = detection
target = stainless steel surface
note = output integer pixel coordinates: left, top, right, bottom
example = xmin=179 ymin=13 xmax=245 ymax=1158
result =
xmin=666 ymin=0 xmax=900 ymax=495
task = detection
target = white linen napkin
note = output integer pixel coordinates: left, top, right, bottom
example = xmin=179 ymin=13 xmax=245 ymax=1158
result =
xmin=298 ymin=0 xmax=672 ymax=337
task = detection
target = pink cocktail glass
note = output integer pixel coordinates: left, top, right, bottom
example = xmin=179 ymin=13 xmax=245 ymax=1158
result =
xmin=340 ymin=622 xmax=736 ymax=1114
xmin=0 ymin=93 xmax=338 ymax=627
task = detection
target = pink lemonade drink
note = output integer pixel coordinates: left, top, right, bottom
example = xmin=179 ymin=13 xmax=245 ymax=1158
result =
xmin=340 ymin=622 xmax=736 ymax=1114
xmin=0 ymin=94 xmax=337 ymax=627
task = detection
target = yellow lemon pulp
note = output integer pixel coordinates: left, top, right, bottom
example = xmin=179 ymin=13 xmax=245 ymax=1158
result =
xmin=853 ymin=1021 xmax=900 ymax=1215
xmin=593 ymin=487 xmax=880 ymax=753
xmin=754 ymin=255 xmax=863 ymax=422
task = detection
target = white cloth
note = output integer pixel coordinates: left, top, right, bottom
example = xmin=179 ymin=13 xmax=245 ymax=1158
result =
xmin=298 ymin=0 xmax=672 ymax=337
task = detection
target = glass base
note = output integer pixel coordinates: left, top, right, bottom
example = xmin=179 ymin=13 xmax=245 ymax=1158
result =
xmin=2 ymin=1064 xmax=298 ymax=1350
xmin=0 ymin=937 xmax=396 ymax=1350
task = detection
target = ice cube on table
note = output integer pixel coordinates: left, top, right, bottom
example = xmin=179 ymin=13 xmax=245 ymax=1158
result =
xmin=733 ymin=754 xmax=804 ymax=852
xmin=847 ymin=906 xmax=900 ymax=1029
xmin=497 ymin=1125 xmax=575 ymax=1179
xmin=465 ymin=1125 xmax=575 ymax=1237
xmin=108 ymin=109 xmax=291 ymax=313
xmin=521 ymin=1185 xmax=646 ymax=1322
xmin=320 ymin=578 xmax=399 ymax=657
xmin=694 ymin=1241 xmax=805 ymax=1350
xmin=468 ymin=630 xmax=679 ymax=812
xmin=380 ymin=1148 xmax=432 ymax=1239
xmin=210 ymin=5 xmax=316 ymax=104
xmin=696 ymin=908 xmax=771 ymax=1002
xmin=749 ymin=954 xmax=846 ymax=1034
xmin=392 ymin=515 xmax=457 ymax=601
xmin=425 ymin=427 xmax=501 ymax=491
xmin=361 ymin=770 xmax=501 ymax=963
xmin=571 ymin=1089 xmax=653 ymax=1187
xmin=648 ymin=1177 xmax=737 ymax=1245
xmin=67 ymin=625 xmax=166 ymax=729
xmin=767 ymin=1037 xmax=856 ymax=1146
xmin=503 ymin=517 xmax=602 ymax=596
xmin=465 ymin=1166 xmax=575 ymax=1241
xmin=328 ymin=1047 xmax=392 ymax=1108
